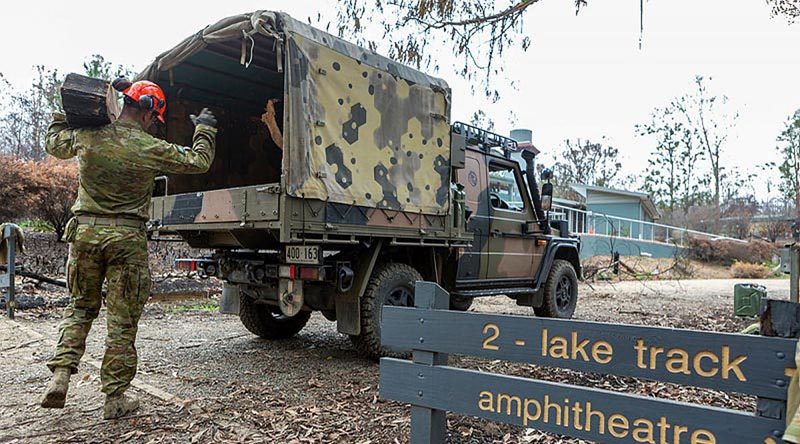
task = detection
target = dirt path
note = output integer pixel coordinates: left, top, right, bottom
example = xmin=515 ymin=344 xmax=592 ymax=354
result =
xmin=0 ymin=278 xmax=789 ymax=443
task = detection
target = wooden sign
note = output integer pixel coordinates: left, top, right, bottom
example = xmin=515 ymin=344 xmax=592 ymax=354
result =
xmin=381 ymin=306 xmax=796 ymax=399
xmin=380 ymin=359 xmax=785 ymax=444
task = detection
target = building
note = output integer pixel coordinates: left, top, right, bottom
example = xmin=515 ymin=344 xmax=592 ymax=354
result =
xmin=572 ymin=184 xmax=661 ymax=239
xmin=552 ymin=185 xmax=682 ymax=259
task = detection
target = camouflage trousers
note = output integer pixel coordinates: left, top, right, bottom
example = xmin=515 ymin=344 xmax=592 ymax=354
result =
xmin=47 ymin=223 xmax=151 ymax=396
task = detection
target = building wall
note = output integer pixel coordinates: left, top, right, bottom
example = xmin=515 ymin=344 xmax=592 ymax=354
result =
xmin=587 ymin=202 xmax=653 ymax=239
xmin=584 ymin=189 xmax=658 ymax=240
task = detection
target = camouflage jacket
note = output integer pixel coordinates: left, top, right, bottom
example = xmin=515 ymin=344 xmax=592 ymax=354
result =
xmin=44 ymin=113 xmax=217 ymax=221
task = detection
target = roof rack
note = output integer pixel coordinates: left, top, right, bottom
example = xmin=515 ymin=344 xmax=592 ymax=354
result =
xmin=451 ymin=121 xmax=517 ymax=159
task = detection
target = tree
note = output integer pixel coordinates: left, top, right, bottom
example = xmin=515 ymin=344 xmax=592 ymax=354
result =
xmin=0 ymin=66 xmax=63 ymax=160
xmin=30 ymin=159 xmax=79 ymax=241
xmin=0 ymin=156 xmax=78 ymax=239
xmin=332 ymin=0 xmax=591 ymax=99
xmin=83 ymin=54 xmax=136 ymax=81
xmin=0 ymin=156 xmax=39 ymax=222
xmin=721 ymin=195 xmax=758 ymax=239
xmin=676 ymin=76 xmax=737 ymax=230
xmin=0 ymin=55 xmax=133 ymax=159
xmin=469 ymin=109 xmax=495 ymax=131
xmin=637 ymin=76 xmax=736 ymax=228
xmin=637 ymin=105 xmax=707 ymax=215
xmin=758 ymin=198 xmax=792 ymax=242
xmin=776 ymin=109 xmax=800 ymax=220
xmin=333 ymin=2 xmax=783 ymax=97
xmin=767 ymin=0 xmax=800 ymax=22
xmin=550 ymin=138 xmax=622 ymax=198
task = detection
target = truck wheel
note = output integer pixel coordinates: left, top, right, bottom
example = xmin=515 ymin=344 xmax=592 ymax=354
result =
xmin=239 ymin=295 xmax=311 ymax=339
xmin=534 ymin=259 xmax=578 ymax=319
xmin=450 ymin=296 xmax=473 ymax=311
xmin=350 ymin=262 xmax=422 ymax=359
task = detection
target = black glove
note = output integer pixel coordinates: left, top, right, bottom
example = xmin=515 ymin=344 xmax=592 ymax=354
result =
xmin=190 ymin=108 xmax=217 ymax=128
xmin=111 ymin=77 xmax=132 ymax=92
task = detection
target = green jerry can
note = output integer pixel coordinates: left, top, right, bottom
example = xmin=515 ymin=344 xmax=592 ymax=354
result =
xmin=733 ymin=283 xmax=767 ymax=318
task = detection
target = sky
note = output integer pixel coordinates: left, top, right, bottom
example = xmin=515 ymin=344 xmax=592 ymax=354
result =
xmin=1 ymin=0 xmax=798 ymax=199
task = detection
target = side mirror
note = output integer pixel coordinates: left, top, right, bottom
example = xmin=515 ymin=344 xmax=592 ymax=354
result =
xmin=541 ymin=168 xmax=553 ymax=182
xmin=541 ymin=182 xmax=553 ymax=211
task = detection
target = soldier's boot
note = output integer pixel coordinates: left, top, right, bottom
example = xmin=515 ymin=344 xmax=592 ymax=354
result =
xmin=40 ymin=367 xmax=71 ymax=408
xmin=103 ymin=393 xmax=140 ymax=420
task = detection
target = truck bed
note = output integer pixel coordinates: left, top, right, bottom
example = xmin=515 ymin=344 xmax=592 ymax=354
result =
xmin=150 ymin=183 xmax=279 ymax=231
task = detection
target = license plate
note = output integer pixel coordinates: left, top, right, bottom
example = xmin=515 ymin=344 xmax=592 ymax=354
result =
xmin=285 ymin=245 xmax=320 ymax=264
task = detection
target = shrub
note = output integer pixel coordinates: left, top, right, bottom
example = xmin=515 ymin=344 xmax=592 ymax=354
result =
xmin=730 ymin=261 xmax=772 ymax=279
xmin=29 ymin=159 xmax=79 ymax=240
xmin=0 ymin=155 xmax=78 ymax=240
xmin=687 ymin=237 xmax=777 ymax=264
xmin=0 ymin=155 xmax=39 ymax=222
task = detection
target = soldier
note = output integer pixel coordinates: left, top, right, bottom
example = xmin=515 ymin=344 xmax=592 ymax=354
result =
xmin=40 ymin=78 xmax=217 ymax=419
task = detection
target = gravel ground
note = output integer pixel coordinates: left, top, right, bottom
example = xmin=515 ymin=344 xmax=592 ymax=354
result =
xmin=0 ymin=278 xmax=789 ymax=443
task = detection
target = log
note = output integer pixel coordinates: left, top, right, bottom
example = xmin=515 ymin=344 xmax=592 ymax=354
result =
xmin=60 ymin=73 xmax=121 ymax=127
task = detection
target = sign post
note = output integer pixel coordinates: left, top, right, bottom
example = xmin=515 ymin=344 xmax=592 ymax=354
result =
xmin=409 ymin=282 xmax=449 ymax=444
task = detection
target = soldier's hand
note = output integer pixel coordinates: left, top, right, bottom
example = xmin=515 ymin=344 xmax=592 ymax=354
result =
xmin=266 ymin=99 xmax=280 ymax=117
xmin=111 ymin=77 xmax=132 ymax=92
xmin=190 ymin=108 xmax=217 ymax=128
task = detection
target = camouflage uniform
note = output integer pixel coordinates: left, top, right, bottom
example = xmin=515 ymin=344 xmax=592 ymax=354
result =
xmin=44 ymin=113 xmax=216 ymax=396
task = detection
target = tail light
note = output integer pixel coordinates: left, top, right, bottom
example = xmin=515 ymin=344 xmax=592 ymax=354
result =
xmin=175 ymin=259 xmax=198 ymax=271
xmin=279 ymin=265 xmax=296 ymax=279
xmin=280 ymin=264 xmax=325 ymax=281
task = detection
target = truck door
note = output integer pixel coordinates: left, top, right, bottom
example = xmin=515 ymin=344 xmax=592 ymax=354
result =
xmin=486 ymin=160 xmax=542 ymax=280
xmin=455 ymin=152 xmax=489 ymax=280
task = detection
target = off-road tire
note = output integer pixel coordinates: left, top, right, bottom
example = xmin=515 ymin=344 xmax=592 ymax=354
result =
xmin=350 ymin=262 xmax=422 ymax=360
xmin=239 ymin=295 xmax=311 ymax=339
xmin=534 ymin=259 xmax=578 ymax=319
xmin=450 ymin=296 xmax=473 ymax=311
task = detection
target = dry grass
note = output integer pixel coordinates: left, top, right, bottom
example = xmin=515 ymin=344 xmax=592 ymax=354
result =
xmin=582 ymin=255 xmax=731 ymax=281
xmin=730 ymin=261 xmax=772 ymax=279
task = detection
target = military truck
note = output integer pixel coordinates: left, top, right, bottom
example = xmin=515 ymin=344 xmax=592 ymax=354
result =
xmin=141 ymin=11 xmax=581 ymax=358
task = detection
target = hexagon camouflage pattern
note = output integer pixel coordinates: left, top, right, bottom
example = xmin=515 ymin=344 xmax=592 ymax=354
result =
xmin=285 ymin=33 xmax=452 ymax=216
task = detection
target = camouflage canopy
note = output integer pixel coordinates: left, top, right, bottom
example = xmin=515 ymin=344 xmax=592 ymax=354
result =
xmin=139 ymin=11 xmax=453 ymax=216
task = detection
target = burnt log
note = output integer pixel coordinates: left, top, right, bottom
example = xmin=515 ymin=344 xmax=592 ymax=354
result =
xmin=60 ymin=73 xmax=120 ymax=127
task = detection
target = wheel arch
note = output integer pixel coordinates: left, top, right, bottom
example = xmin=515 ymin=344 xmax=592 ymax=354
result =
xmin=335 ymin=242 xmax=450 ymax=336
xmin=534 ymin=241 xmax=582 ymax=290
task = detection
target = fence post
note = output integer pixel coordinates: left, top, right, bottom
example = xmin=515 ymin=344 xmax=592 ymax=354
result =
xmin=790 ymin=244 xmax=800 ymax=303
xmin=758 ymin=298 xmax=800 ymax=434
xmin=411 ymin=281 xmax=449 ymax=444
xmin=2 ymin=225 xmax=16 ymax=320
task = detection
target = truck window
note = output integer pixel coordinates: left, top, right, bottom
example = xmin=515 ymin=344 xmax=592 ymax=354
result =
xmin=488 ymin=164 xmax=525 ymax=212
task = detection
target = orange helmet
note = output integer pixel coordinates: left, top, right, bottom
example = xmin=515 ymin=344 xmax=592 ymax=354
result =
xmin=122 ymin=80 xmax=167 ymax=123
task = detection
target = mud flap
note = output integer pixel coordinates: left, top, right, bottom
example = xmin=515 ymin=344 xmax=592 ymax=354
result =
xmin=335 ymin=240 xmax=383 ymax=335
xmin=219 ymin=283 xmax=241 ymax=315
xmin=279 ymin=278 xmax=304 ymax=316
xmin=335 ymin=298 xmax=361 ymax=335
xmin=515 ymin=289 xmax=544 ymax=308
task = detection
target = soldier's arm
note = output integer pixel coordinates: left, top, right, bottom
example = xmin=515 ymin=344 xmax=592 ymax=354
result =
xmin=139 ymin=124 xmax=217 ymax=174
xmin=44 ymin=112 xmax=79 ymax=159
xmin=261 ymin=99 xmax=283 ymax=150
